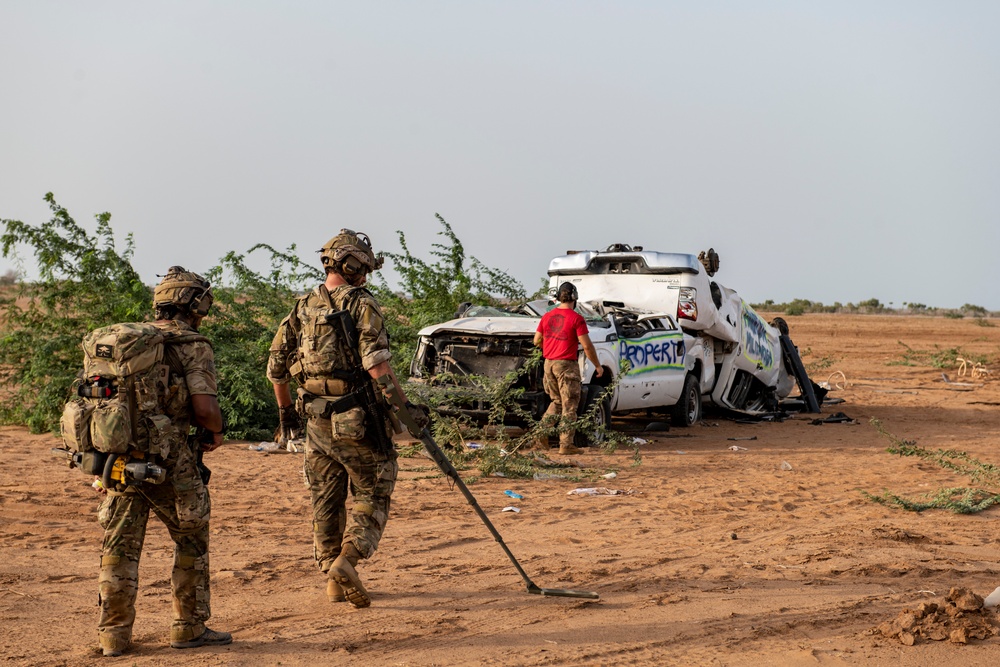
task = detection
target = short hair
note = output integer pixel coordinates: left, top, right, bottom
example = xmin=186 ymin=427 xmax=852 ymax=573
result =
xmin=556 ymin=282 xmax=578 ymax=303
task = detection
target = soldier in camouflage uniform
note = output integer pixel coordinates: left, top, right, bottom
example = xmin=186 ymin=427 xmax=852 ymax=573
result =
xmin=268 ymin=229 xmax=427 ymax=608
xmin=96 ymin=267 xmax=231 ymax=657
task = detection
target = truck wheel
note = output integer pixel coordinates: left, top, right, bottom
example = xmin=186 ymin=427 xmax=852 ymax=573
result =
xmin=575 ymin=384 xmax=612 ymax=447
xmin=671 ymin=374 xmax=702 ymax=427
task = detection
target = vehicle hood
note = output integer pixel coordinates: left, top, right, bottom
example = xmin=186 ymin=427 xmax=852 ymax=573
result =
xmin=417 ymin=317 xmax=541 ymax=337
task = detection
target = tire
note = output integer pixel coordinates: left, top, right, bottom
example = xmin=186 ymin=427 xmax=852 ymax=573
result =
xmin=671 ymin=373 xmax=702 ymax=427
xmin=575 ymin=383 xmax=612 ymax=447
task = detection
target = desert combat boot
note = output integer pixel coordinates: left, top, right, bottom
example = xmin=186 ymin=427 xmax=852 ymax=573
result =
xmin=329 ymin=542 xmax=371 ymax=608
xmin=170 ymin=627 xmax=233 ymax=650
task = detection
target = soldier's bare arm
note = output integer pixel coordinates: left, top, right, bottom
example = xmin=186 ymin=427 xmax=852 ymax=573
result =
xmin=192 ymin=394 xmax=224 ymax=450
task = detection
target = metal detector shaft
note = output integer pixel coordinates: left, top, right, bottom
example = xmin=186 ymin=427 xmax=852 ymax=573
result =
xmin=416 ymin=431 xmax=599 ymax=599
xmin=383 ymin=391 xmax=598 ymax=599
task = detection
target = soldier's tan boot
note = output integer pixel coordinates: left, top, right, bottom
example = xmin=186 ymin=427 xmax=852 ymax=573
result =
xmin=329 ymin=543 xmax=371 ymax=608
xmin=559 ymin=444 xmax=584 ymax=455
xmin=170 ymin=627 xmax=233 ymax=649
xmin=326 ymin=579 xmax=346 ymax=603
xmin=99 ymin=635 xmax=128 ymax=658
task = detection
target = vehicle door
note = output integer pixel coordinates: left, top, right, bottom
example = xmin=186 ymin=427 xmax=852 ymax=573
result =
xmin=613 ymin=315 xmax=689 ymax=411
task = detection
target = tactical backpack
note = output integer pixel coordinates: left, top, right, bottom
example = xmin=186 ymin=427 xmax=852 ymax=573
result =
xmin=59 ymin=322 xmax=206 ymax=458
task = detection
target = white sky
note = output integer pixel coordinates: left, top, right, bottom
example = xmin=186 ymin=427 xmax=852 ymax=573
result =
xmin=2 ymin=1 xmax=998 ymax=309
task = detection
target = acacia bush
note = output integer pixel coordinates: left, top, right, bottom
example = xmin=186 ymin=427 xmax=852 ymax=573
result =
xmin=0 ymin=197 xmax=532 ymax=439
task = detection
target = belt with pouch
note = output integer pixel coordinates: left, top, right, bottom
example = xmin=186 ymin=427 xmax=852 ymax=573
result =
xmin=300 ymin=390 xmax=361 ymax=419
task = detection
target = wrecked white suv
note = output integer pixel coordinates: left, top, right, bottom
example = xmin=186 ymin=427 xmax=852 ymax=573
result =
xmin=408 ymin=299 xmax=710 ymax=436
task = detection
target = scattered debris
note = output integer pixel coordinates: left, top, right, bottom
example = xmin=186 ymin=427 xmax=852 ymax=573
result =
xmin=567 ymin=487 xmax=636 ymax=496
xmin=632 ymin=437 xmax=648 ymax=445
xmin=985 ymin=586 xmax=1000 ymax=609
xmin=958 ymin=357 xmax=991 ymax=380
xmin=728 ymin=445 xmax=748 ymax=451
xmin=503 ymin=490 xmax=524 ymax=500
xmin=809 ymin=412 xmax=857 ymax=425
xmin=501 ymin=506 xmax=521 ymax=513
xmin=727 ymin=436 xmax=757 ymax=441
xmin=819 ymin=370 xmax=848 ymax=390
xmin=780 ymin=461 xmax=793 ymax=471
xmin=940 ymin=373 xmax=977 ymax=388
xmin=644 ymin=422 xmax=671 ymax=432
xmin=871 ymin=587 xmax=1000 ymax=645
xmin=601 ymin=472 xmax=617 ymax=480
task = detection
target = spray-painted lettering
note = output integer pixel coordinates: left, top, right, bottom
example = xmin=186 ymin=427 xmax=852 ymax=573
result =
xmin=741 ymin=304 xmax=774 ymax=369
xmin=619 ymin=334 xmax=686 ymax=375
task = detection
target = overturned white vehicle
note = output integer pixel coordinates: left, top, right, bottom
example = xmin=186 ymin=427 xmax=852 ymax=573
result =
xmin=409 ymin=244 xmax=812 ymax=435
xmin=547 ymin=244 xmax=803 ymax=414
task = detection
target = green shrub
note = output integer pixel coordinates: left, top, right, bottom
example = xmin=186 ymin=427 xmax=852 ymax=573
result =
xmin=1 ymin=198 xmax=532 ymax=439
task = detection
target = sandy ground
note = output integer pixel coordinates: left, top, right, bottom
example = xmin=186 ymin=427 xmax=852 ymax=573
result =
xmin=2 ymin=313 xmax=1000 ymax=666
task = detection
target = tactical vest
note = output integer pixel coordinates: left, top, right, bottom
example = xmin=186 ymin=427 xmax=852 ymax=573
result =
xmin=290 ymin=285 xmax=363 ymax=397
xmin=59 ymin=322 xmax=208 ymax=458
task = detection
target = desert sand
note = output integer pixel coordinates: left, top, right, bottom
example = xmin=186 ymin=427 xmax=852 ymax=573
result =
xmin=2 ymin=313 xmax=999 ymax=666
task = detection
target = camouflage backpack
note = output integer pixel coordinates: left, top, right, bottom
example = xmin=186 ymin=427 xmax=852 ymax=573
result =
xmin=59 ymin=322 xmax=207 ymax=457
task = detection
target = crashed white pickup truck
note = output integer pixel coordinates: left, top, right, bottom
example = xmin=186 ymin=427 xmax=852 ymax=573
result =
xmin=408 ymin=244 xmax=810 ymax=438
xmin=408 ymin=299 xmax=707 ymax=439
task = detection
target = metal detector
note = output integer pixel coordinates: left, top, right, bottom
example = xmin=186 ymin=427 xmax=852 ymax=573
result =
xmin=387 ymin=392 xmax=600 ymax=600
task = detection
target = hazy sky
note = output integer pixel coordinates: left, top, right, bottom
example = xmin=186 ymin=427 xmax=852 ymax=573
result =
xmin=3 ymin=2 xmax=998 ymax=309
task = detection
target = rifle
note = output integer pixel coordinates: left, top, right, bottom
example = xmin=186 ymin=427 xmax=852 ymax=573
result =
xmin=323 ymin=309 xmax=394 ymax=457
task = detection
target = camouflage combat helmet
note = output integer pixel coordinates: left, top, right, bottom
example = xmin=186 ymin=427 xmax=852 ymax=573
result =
xmin=319 ymin=229 xmax=384 ymax=277
xmin=152 ymin=266 xmax=213 ymax=316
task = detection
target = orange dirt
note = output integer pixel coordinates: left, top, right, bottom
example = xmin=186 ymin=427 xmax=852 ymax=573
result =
xmin=2 ymin=313 xmax=1000 ymax=666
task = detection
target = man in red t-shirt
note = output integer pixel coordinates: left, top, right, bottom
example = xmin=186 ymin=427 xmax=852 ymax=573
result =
xmin=533 ymin=282 xmax=604 ymax=454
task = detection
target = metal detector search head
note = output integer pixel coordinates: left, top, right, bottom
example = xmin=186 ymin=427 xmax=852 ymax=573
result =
xmin=526 ymin=582 xmax=600 ymax=599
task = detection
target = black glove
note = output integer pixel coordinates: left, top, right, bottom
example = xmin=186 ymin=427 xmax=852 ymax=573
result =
xmin=404 ymin=401 xmax=431 ymax=431
xmin=278 ymin=404 xmax=303 ymax=443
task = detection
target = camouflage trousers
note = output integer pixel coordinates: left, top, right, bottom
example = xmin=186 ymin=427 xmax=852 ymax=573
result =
xmin=96 ymin=442 xmax=211 ymax=651
xmin=304 ymin=410 xmax=398 ymax=572
xmin=542 ymin=358 xmax=583 ymax=447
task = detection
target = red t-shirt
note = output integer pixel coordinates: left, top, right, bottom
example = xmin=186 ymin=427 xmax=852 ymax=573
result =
xmin=537 ymin=308 xmax=589 ymax=361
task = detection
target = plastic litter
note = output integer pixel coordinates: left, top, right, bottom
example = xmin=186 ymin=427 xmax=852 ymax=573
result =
xmin=466 ymin=442 xmax=483 ymax=450
xmin=286 ymin=439 xmax=304 ymax=453
xmin=728 ymin=445 xmax=748 ymax=451
xmin=601 ymin=472 xmax=617 ymax=480
xmin=780 ymin=461 xmax=793 ymax=471
xmin=632 ymin=437 xmax=648 ymax=445
xmin=501 ymin=506 xmax=521 ymax=513
xmin=504 ymin=490 xmax=524 ymax=499
xmin=984 ymin=586 xmax=1000 ymax=609
xmin=249 ymin=442 xmax=281 ymax=452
